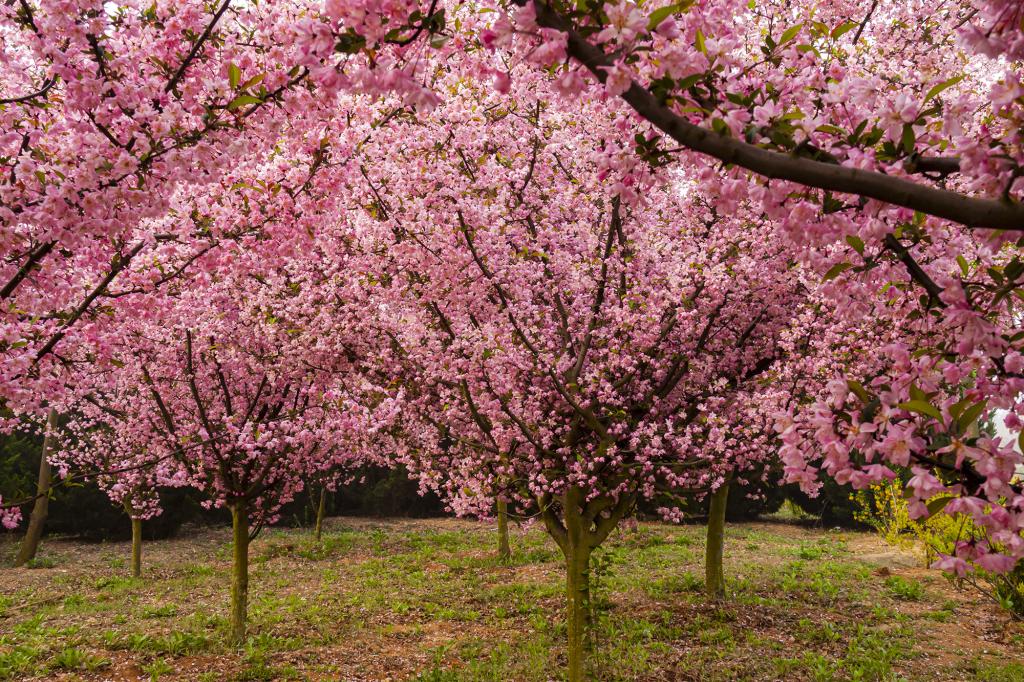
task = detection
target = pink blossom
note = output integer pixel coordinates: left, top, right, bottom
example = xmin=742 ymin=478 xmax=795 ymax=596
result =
xmin=595 ymin=2 xmax=648 ymax=44
xmin=493 ymin=71 xmax=511 ymax=94
xmin=976 ymin=551 xmax=1016 ymax=574
xmin=602 ymin=61 xmax=634 ymax=96
xmin=932 ymin=554 xmax=972 ymax=577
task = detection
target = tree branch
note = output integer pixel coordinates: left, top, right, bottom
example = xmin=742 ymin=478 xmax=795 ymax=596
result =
xmin=529 ymin=1 xmax=1024 ymax=231
xmin=30 ymin=240 xmax=147 ymax=368
xmin=165 ymin=0 xmax=233 ymax=95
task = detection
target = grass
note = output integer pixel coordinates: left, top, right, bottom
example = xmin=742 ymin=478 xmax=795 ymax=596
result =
xmin=48 ymin=646 xmax=110 ymax=673
xmin=973 ymin=660 xmax=1024 ymax=682
xmin=0 ymin=518 xmax=1020 ymax=681
xmin=885 ymin=575 xmax=926 ymax=601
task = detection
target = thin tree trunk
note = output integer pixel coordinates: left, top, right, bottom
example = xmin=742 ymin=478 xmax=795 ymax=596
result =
xmin=130 ymin=517 xmax=142 ymax=578
xmin=14 ymin=409 xmax=57 ymax=567
xmin=314 ymin=487 xmax=326 ymax=542
xmin=496 ymin=498 xmax=511 ymax=563
xmin=705 ymin=480 xmax=730 ymax=599
xmin=229 ymin=501 xmax=250 ymax=646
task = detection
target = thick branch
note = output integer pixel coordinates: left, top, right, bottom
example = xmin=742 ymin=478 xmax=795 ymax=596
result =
xmin=531 ymin=2 xmax=1024 ymax=231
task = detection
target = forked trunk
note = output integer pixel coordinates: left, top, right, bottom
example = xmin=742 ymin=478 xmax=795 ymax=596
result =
xmin=14 ymin=409 xmax=57 ymax=567
xmin=229 ymin=501 xmax=250 ymax=645
xmin=541 ymin=482 xmax=633 ymax=682
xmin=705 ymin=480 xmax=730 ymax=599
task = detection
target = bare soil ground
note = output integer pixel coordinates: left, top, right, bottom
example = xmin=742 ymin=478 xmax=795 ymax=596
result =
xmin=1 ymin=517 xmax=1022 ymax=681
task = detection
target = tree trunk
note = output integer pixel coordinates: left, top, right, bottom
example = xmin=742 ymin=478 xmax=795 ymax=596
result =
xmin=564 ymin=540 xmax=591 ymax=682
xmin=14 ymin=409 xmax=57 ymax=567
xmin=561 ymin=487 xmax=592 ymax=682
xmin=314 ymin=487 xmax=326 ymax=542
xmin=705 ymin=480 xmax=730 ymax=599
xmin=130 ymin=517 xmax=143 ymax=578
xmin=541 ymin=483 xmax=632 ymax=682
xmin=229 ymin=501 xmax=250 ymax=646
xmin=496 ymin=498 xmax=511 ymax=563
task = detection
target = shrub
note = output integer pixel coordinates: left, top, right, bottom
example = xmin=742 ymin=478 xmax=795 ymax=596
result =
xmin=855 ymin=480 xmax=1024 ymax=619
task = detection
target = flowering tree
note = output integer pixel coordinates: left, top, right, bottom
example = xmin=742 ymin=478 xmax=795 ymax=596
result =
xmin=0 ymin=33 xmax=395 ymax=522
xmin=0 ymin=0 xmax=307 ymax=400
xmin=59 ymin=246 xmax=381 ymax=643
xmin=56 ymin=405 xmax=187 ymax=578
xmin=489 ymin=0 xmax=1024 ymax=227
xmin=3 ymin=0 xmax=1022 ymax=640
xmin=297 ymin=0 xmax=1022 ymax=222
xmin=296 ymin=0 xmax=1024 ymax=580
xmin=341 ymin=74 xmax=815 ymax=679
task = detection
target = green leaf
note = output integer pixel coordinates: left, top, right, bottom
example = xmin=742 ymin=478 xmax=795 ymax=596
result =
xmin=862 ymin=126 xmax=884 ymax=146
xmin=647 ymin=1 xmax=694 ymax=30
xmin=427 ymin=8 xmax=446 ymax=31
xmin=956 ymin=400 xmax=987 ymax=435
xmin=897 ymin=400 xmax=943 ymax=421
xmin=816 ymin=124 xmax=846 ymax=136
xmin=909 ymin=383 xmax=929 ymax=402
xmin=227 ymin=95 xmax=262 ymax=111
xmin=695 ymin=28 xmax=706 ymax=54
xmin=846 ymin=380 xmax=871 ymax=403
xmin=845 ymin=235 xmax=865 ymax=255
xmin=956 ymin=255 xmax=970 ymax=278
xmin=822 ymin=262 xmax=853 ymax=281
xmin=780 ymin=23 xmax=803 ymax=44
xmin=240 ymin=73 xmax=265 ymax=91
xmin=228 ymin=63 xmax=241 ymax=89
xmin=901 ymin=123 xmax=916 ymax=155
xmin=336 ymin=31 xmax=367 ymax=54
xmin=677 ymin=73 xmax=703 ymax=90
xmin=948 ymin=396 xmax=971 ymax=420
xmin=848 ymin=119 xmax=869 ymax=145
xmin=924 ymin=75 xmax=965 ymax=102
xmin=860 ymin=397 xmax=882 ymax=423
xmin=1005 ymin=258 xmax=1024 ymax=283
xmin=925 ymin=496 xmax=953 ymax=518
xmin=831 ymin=20 xmax=858 ymax=39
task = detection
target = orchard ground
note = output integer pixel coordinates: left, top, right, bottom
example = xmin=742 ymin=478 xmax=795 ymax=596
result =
xmin=1 ymin=517 xmax=1022 ymax=682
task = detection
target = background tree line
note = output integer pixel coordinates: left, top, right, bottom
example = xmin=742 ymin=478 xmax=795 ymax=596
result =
xmin=0 ymin=430 xmax=866 ymax=542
